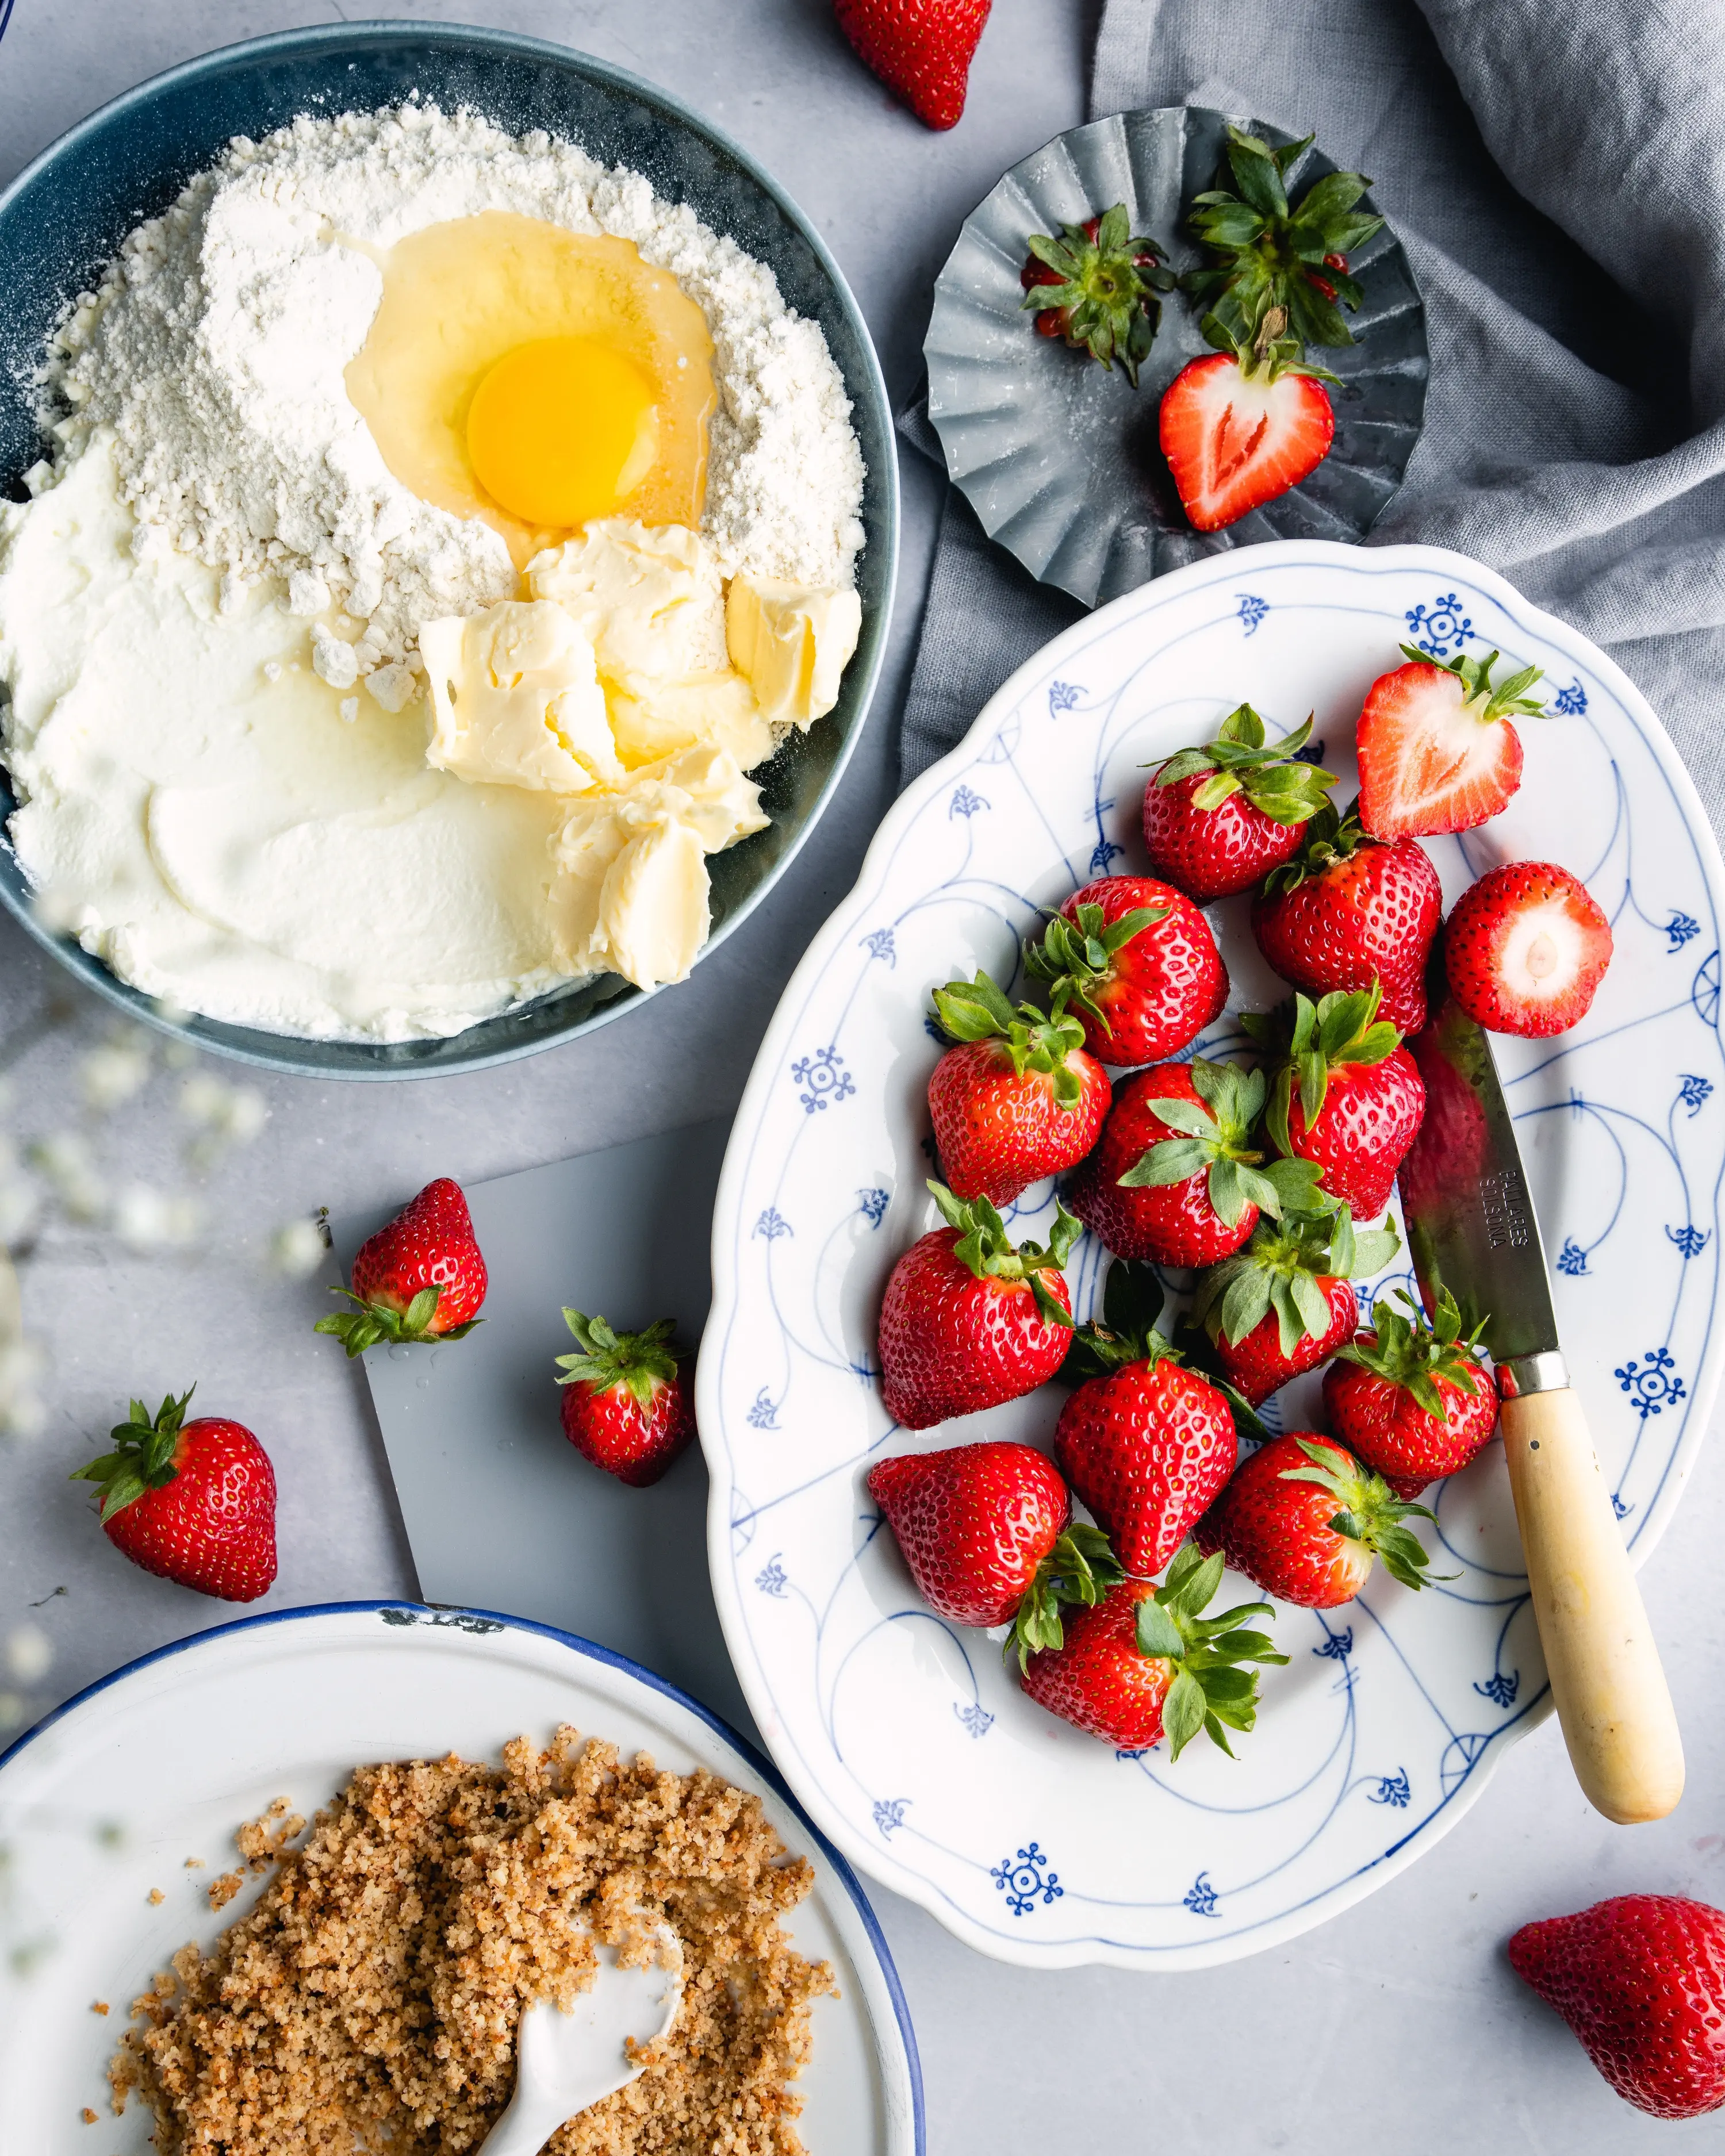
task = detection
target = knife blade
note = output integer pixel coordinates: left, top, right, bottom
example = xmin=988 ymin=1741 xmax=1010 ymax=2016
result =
xmin=1396 ymin=986 xmax=1683 ymax=1825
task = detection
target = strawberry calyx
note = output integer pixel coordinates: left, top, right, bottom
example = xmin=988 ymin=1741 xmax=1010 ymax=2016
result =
xmin=1022 ymin=899 xmax=1170 ymax=1042
xmin=1195 ymin=1206 xmax=1401 ymax=1355
xmin=930 ymin=968 xmax=1091 ymax=1111
xmin=1147 ymin=703 xmax=1336 ymax=827
xmin=315 ymin=1283 xmax=481 ymax=1359
xmin=71 ymin=1387 xmax=194 ymax=1522
xmin=1130 ymin=1543 xmax=1289 ymax=1759
xmin=1201 ymin=298 xmax=1341 ymax=386
xmin=1062 ymin=1257 xmax=1179 ymax=1380
xmin=1006 ymin=1522 xmax=1128 ymax=1672
xmin=1242 ymin=979 xmax=1402 ymax=1150
xmin=1020 ymin=204 xmax=1178 ymax=388
xmin=1183 ymin=124 xmax=1385 ymax=355
xmin=1399 ymin=643 xmax=1548 ymax=724
xmin=928 ymin=1181 xmax=1079 ymax=1330
xmin=1277 ymin=1437 xmax=1448 ymax=1591
xmin=1335 ymin=1286 xmax=1490 ymax=1421
xmin=555 ymin=1310 xmax=682 ymax=1407
xmin=1115 ymin=1056 xmax=1328 ymax=1228
xmin=1258 ymin=799 xmax=1372 ymax=896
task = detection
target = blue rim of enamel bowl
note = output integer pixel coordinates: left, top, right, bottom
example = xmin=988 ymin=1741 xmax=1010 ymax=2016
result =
xmin=0 ymin=1597 xmax=926 ymax=2154
xmin=0 ymin=21 xmax=899 ymax=1079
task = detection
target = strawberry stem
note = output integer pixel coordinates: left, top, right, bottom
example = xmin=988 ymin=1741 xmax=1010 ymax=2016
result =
xmin=927 ymin=1183 xmax=1079 ymax=1329
xmin=1132 ymin=1543 xmax=1289 ymax=1760
xmin=1146 ymin=703 xmax=1335 ymax=826
xmin=1277 ymin=1437 xmax=1454 ymax=1591
xmin=555 ymin=1310 xmax=682 ymax=1410
xmin=930 ymin=968 xmax=1091 ymax=1110
xmin=1007 ymin=1524 xmax=1126 ymax=1672
xmin=1023 ymin=899 xmax=1169 ymax=1041
xmin=313 ymin=1284 xmax=482 ymax=1359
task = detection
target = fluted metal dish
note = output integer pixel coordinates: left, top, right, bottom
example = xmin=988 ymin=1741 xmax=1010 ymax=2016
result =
xmin=925 ymin=107 xmax=1427 ymax=607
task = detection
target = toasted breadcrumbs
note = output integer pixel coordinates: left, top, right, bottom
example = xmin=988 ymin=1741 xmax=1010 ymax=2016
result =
xmin=109 ymin=1730 xmax=834 ymax=2155
xmin=91 ymin=2001 xmax=109 ymax=2016
xmin=81 ymin=2107 xmax=98 ymax=2124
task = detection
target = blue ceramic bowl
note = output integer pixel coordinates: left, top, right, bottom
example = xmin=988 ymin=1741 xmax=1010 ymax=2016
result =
xmin=0 ymin=22 xmax=897 ymax=1079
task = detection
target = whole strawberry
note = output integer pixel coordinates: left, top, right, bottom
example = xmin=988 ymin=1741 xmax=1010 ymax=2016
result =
xmin=1020 ymin=205 xmax=1175 ymax=387
xmin=1508 ymin=1894 xmax=1725 ymax=2121
xmin=927 ymin=968 xmax=1109 ymax=1203
xmin=832 ymin=0 xmax=990 ymax=130
xmin=867 ymin=1441 xmax=1122 ymax=1663
xmin=1193 ymin=1206 xmax=1400 ymax=1405
xmin=1067 ymin=1057 xmax=1323 ymax=1267
xmin=1358 ymin=645 xmax=1546 ymax=839
xmin=1324 ymin=1288 xmax=1497 ymax=1496
xmin=1021 ymin=1544 xmax=1287 ymax=1754
xmin=1141 ymin=704 xmax=1336 ymax=900
xmin=878 ymin=1184 xmax=1077 ymax=1429
xmin=555 ymin=1311 xmax=694 ymax=1487
xmin=1443 ymin=860 xmax=1613 ymax=1038
xmin=1054 ymin=1261 xmax=1239 ymax=1575
xmin=1243 ymin=979 xmax=1425 ymax=1219
xmin=71 ymin=1388 xmax=277 ymax=1602
xmin=1251 ymin=803 xmax=1442 ymax=1035
xmin=1195 ymin=1433 xmax=1441 ymax=1608
xmin=1025 ymin=875 xmax=1228 ymax=1068
xmin=316 ymin=1176 xmax=488 ymax=1356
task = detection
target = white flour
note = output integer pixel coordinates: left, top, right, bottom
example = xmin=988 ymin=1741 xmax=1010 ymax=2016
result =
xmin=38 ymin=103 xmax=867 ymax=680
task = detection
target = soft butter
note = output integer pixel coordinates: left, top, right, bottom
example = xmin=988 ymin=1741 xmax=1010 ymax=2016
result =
xmin=726 ymin=574 xmax=862 ymax=728
xmin=420 ymin=600 xmax=622 ymax=792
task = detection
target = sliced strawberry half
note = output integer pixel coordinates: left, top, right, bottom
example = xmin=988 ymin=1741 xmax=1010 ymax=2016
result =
xmin=1159 ymin=312 xmax=1335 ymax=534
xmin=1357 ymin=645 xmax=1547 ymax=839
xmin=1443 ymin=861 xmax=1613 ymax=1038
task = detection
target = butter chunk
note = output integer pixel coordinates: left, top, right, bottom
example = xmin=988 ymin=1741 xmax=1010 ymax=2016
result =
xmin=725 ymin=575 xmax=861 ymax=728
xmin=527 ymin=520 xmax=729 ymax=688
xmin=419 ymin=600 xmax=622 ymax=793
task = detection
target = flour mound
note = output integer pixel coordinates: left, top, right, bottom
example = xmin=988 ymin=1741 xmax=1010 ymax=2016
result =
xmin=40 ymin=103 xmax=867 ymax=678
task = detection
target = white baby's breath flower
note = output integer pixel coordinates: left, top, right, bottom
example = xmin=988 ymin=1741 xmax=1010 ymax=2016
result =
xmin=78 ymin=1033 xmax=152 ymax=1113
xmin=3 ymin=1626 xmax=51 ymax=1686
xmin=269 ymin=1217 xmax=328 ymax=1280
xmin=26 ymin=1131 xmax=106 ymax=1221
xmin=0 ymin=1693 xmax=27 ymax=1734
xmin=180 ymin=1075 xmax=267 ymax=1165
xmin=110 ymin=1184 xmax=202 ymax=1251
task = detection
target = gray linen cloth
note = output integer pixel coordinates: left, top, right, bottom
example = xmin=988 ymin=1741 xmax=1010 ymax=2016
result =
xmin=898 ymin=0 xmax=1725 ymax=837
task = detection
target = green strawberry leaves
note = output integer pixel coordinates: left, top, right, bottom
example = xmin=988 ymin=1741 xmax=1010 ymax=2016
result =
xmin=1023 ymin=899 xmax=1169 ymax=1042
xmin=1021 ymin=202 xmax=1177 ymax=388
xmin=1194 ymin=1206 xmax=1401 ymax=1355
xmin=1336 ymin=1286 xmax=1490 ymax=1421
xmin=1061 ymin=1258 xmax=1175 ymax=1380
xmin=1258 ymin=797 xmax=1371 ymax=896
xmin=315 ymin=1283 xmax=481 ymax=1359
xmin=930 ymin=968 xmax=1091 ymax=1110
xmin=1147 ymin=704 xmax=1335 ymax=827
xmin=1007 ymin=1523 xmax=1128 ymax=1672
xmin=1278 ymin=1437 xmax=1453 ymax=1592
xmin=1242 ymin=979 xmax=1403 ymax=1149
xmin=1401 ymin=643 xmax=1548 ymax=723
xmin=71 ymin=1387 xmax=194 ymax=1522
xmin=928 ymin=1181 xmax=1078 ymax=1330
xmin=555 ymin=1310 xmax=682 ymax=1409
xmin=1132 ymin=1543 xmax=1290 ymax=1760
xmin=1115 ymin=1056 xmax=1330 ymax=1228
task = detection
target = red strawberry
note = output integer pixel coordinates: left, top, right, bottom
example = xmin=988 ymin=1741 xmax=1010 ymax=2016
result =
xmin=1323 ymin=1287 xmax=1497 ymax=1495
xmin=1066 ymin=1057 xmax=1324 ymax=1267
xmin=1357 ymin=645 xmax=1546 ymax=840
xmin=832 ymin=0 xmax=990 ymax=131
xmin=316 ymin=1176 xmax=488 ymax=1356
xmin=1193 ymin=1206 xmax=1400 ymax=1405
xmin=1443 ymin=860 xmax=1613 ymax=1038
xmin=1243 ymin=980 xmax=1425 ymax=1220
xmin=1019 ymin=206 xmax=1175 ymax=385
xmin=1195 ymin=1433 xmax=1441 ymax=1608
xmin=1054 ymin=1263 xmax=1239 ymax=1575
xmin=866 ymin=1441 xmax=1123 ymax=1665
xmin=554 ymin=1311 xmax=694 ymax=1487
xmin=1020 ymin=1544 xmax=1287 ymax=1754
xmin=1141 ymin=703 xmax=1336 ymax=900
xmin=71 ymin=1388 xmax=277 ymax=1603
xmin=927 ymin=969 xmax=1109 ymax=1204
xmin=1159 ymin=313 xmax=1335 ymax=534
xmin=878 ymin=1184 xmax=1076 ymax=1429
xmin=1025 ymin=875 xmax=1228 ymax=1068
xmin=1508 ymin=1894 xmax=1725 ymax=2122
xmin=1251 ymin=803 xmax=1442 ymax=1034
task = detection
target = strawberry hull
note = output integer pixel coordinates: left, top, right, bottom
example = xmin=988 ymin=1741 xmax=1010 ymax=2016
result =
xmin=1195 ymin=1433 xmax=1374 ymax=1608
xmin=1065 ymin=1063 xmax=1260 ymax=1267
xmin=1140 ymin=770 xmax=1307 ymax=900
xmin=929 ymin=1036 xmax=1110 ymax=1204
xmin=1213 ymin=1279 xmax=1357 ymax=1406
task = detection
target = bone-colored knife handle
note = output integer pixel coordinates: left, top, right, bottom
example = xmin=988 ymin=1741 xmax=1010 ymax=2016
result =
xmin=1499 ymin=1387 xmax=1684 ymax=1823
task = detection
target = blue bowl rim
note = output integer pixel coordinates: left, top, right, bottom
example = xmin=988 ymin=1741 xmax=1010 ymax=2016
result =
xmin=0 ymin=18 xmax=900 ymax=1081
xmin=0 ymin=1596 xmax=926 ymax=2153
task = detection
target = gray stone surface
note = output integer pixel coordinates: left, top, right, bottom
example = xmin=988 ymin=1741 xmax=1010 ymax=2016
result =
xmin=1 ymin=7 xmax=1721 ymax=2150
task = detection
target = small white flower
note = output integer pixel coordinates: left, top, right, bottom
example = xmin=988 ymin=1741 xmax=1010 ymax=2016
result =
xmin=180 ymin=1075 xmax=267 ymax=1163
xmin=78 ymin=1034 xmax=152 ymax=1113
xmin=110 ymin=1184 xmax=202 ymax=1251
xmin=4 ymin=1626 xmax=51 ymax=1685
xmin=0 ymin=1692 xmax=27 ymax=1734
xmin=28 ymin=1131 xmax=106 ymax=1221
xmin=269 ymin=1216 xmax=328 ymax=1280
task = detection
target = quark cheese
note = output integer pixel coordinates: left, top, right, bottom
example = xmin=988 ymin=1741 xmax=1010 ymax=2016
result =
xmin=726 ymin=574 xmax=862 ymax=727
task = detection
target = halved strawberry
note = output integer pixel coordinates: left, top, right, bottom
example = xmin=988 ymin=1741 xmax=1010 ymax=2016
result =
xmin=1357 ymin=646 xmax=1547 ymax=839
xmin=1159 ymin=312 xmax=1335 ymax=534
xmin=1442 ymin=861 xmax=1613 ymax=1038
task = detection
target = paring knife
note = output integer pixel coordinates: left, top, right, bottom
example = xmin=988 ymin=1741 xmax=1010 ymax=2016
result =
xmin=1397 ymin=993 xmax=1685 ymax=1825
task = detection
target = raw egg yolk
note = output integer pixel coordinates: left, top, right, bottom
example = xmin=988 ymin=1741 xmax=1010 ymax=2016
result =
xmin=467 ymin=338 xmax=660 ymax=528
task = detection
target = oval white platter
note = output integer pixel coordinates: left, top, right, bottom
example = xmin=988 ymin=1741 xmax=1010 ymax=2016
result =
xmin=699 ymin=540 xmax=1725 ymax=1971
xmin=0 ymin=1603 xmax=923 ymax=2151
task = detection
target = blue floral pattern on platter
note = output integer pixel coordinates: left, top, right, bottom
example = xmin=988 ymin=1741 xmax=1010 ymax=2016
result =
xmin=699 ymin=543 xmax=1725 ymax=1972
